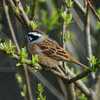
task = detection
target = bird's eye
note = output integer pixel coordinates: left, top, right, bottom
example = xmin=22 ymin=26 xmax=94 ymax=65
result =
xmin=29 ymin=36 xmax=33 ymax=41
xmin=28 ymin=34 xmax=39 ymax=42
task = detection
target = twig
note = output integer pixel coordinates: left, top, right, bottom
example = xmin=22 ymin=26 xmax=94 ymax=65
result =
xmin=65 ymin=66 xmax=90 ymax=97
xmin=68 ymin=69 xmax=91 ymax=84
xmin=85 ymin=0 xmax=95 ymax=85
xmin=8 ymin=0 xmax=32 ymax=30
xmin=8 ymin=0 xmax=25 ymax=27
xmin=30 ymin=0 xmax=37 ymax=20
xmin=87 ymin=0 xmax=100 ymax=22
xmin=84 ymin=1 xmax=95 ymax=99
xmin=95 ymin=76 xmax=100 ymax=100
xmin=73 ymin=0 xmax=100 ymax=22
xmin=28 ymin=67 xmax=65 ymax=100
xmin=50 ymin=68 xmax=68 ymax=80
xmin=3 ymin=1 xmax=33 ymax=100
xmin=14 ymin=0 xmax=30 ymax=26
xmin=62 ymin=5 xmax=76 ymax=99
xmin=3 ymin=0 xmax=20 ymax=52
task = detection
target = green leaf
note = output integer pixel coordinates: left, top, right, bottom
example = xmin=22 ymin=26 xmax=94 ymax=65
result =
xmin=61 ymin=12 xmax=72 ymax=25
xmin=97 ymin=8 xmax=100 ymax=15
xmin=0 ymin=39 xmax=16 ymax=55
xmin=16 ymin=73 xmax=23 ymax=84
xmin=96 ymin=21 xmax=100 ymax=30
xmin=65 ymin=0 xmax=73 ymax=8
xmin=19 ymin=47 xmax=28 ymax=63
xmin=16 ymin=62 xmax=21 ymax=67
xmin=88 ymin=56 xmax=97 ymax=66
xmin=30 ymin=21 xmax=38 ymax=30
xmin=37 ymin=83 xmax=46 ymax=100
xmin=41 ymin=10 xmax=59 ymax=31
xmin=25 ymin=6 xmax=31 ymax=15
xmin=16 ymin=7 xmax=20 ymax=15
xmin=88 ymin=56 xmax=100 ymax=72
xmin=78 ymin=94 xmax=87 ymax=100
xmin=20 ymin=84 xmax=27 ymax=97
xmin=64 ymin=31 xmax=74 ymax=42
xmin=31 ymin=55 xmax=39 ymax=65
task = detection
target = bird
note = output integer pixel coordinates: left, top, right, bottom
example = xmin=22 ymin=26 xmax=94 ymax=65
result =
xmin=27 ymin=30 xmax=86 ymax=69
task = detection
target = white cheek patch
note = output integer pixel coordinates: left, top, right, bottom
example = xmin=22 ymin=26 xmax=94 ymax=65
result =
xmin=28 ymin=32 xmax=42 ymax=37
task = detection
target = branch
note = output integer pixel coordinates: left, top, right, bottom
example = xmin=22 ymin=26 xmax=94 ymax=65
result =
xmin=3 ymin=0 xmax=20 ymax=52
xmin=73 ymin=0 xmax=100 ymax=22
xmin=87 ymin=0 xmax=100 ymax=22
xmin=85 ymin=0 xmax=95 ymax=84
xmin=8 ymin=0 xmax=33 ymax=30
xmin=68 ymin=69 xmax=91 ymax=84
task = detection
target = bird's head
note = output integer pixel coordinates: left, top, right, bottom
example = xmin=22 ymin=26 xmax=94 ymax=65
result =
xmin=27 ymin=31 xmax=44 ymax=44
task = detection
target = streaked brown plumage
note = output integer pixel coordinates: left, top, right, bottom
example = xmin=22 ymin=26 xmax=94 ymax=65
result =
xmin=27 ymin=31 xmax=86 ymax=68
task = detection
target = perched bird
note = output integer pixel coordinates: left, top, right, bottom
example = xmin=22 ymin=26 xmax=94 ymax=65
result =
xmin=27 ymin=30 xmax=86 ymax=68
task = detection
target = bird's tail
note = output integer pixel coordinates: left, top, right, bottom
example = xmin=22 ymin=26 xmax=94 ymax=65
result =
xmin=70 ymin=58 xmax=88 ymax=69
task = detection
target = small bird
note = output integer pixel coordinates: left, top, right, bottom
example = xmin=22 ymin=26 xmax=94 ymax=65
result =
xmin=27 ymin=30 xmax=86 ymax=68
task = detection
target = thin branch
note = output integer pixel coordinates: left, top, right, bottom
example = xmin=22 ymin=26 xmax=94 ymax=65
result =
xmin=73 ymin=0 xmax=100 ymax=22
xmin=8 ymin=0 xmax=25 ymax=26
xmin=3 ymin=0 xmax=20 ymax=52
xmin=85 ymin=0 xmax=95 ymax=84
xmin=14 ymin=0 xmax=30 ymax=26
xmin=87 ymin=0 xmax=100 ymax=22
xmin=30 ymin=0 xmax=37 ymax=20
xmin=62 ymin=5 xmax=76 ymax=99
xmin=84 ymin=1 xmax=95 ymax=99
xmin=68 ymin=69 xmax=91 ymax=84
xmin=65 ymin=66 xmax=91 ymax=97
xmin=8 ymin=0 xmax=32 ymax=30
xmin=95 ymin=76 xmax=100 ymax=100
xmin=28 ymin=67 xmax=65 ymax=100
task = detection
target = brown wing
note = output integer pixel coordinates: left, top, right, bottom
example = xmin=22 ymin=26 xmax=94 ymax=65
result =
xmin=33 ymin=38 xmax=86 ymax=68
xmin=37 ymin=38 xmax=72 ymax=61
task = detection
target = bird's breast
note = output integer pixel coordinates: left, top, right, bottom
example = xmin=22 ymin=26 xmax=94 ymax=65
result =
xmin=28 ymin=44 xmax=43 ymax=55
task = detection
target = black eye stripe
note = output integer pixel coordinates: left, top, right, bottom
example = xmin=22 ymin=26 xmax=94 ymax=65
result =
xmin=28 ymin=34 xmax=39 ymax=42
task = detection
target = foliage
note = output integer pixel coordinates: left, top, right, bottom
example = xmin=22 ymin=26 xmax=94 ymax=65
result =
xmin=96 ymin=21 xmax=100 ymax=30
xmin=88 ymin=56 xmax=100 ymax=72
xmin=30 ymin=21 xmax=38 ymax=30
xmin=19 ymin=47 xmax=28 ymax=64
xmin=0 ymin=39 xmax=16 ymax=55
xmin=16 ymin=73 xmax=27 ymax=97
xmin=65 ymin=0 xmax=73 ymax=8
xmin=37 ymin=83 xmax=46 ymax=100
xmin=63 ymin=31 xmax=74 ymax=42
xmin=31 ymin=55 xmax=39 ymax=65
xmin=61 ymin=12 xmax=73 ymax=25
xmin=96 ymin=8 xmax=100 ymax=30
xmin=0 ymin=39 xmax=40 ymax=71
xmin=41 ymin=10 xmax=60 ymax=31
xmin=78 ymin=94 xmax=87 ymax=100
